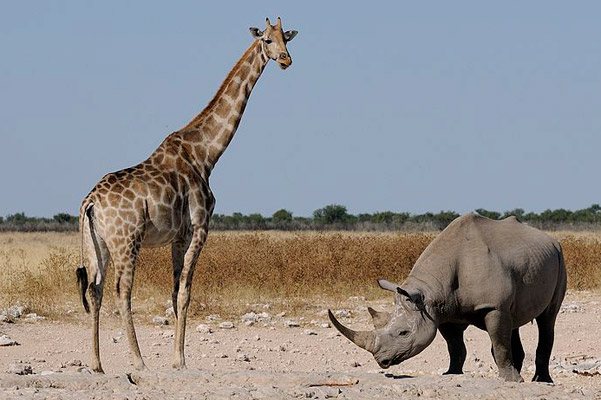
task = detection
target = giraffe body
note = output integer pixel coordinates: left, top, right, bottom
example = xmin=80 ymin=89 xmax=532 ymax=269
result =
xmin=76 ymin=18 xmax=297 ymax=373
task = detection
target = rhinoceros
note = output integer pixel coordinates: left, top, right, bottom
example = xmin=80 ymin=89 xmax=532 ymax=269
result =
xmin=329 ymin=214 xmax=566 ymax=382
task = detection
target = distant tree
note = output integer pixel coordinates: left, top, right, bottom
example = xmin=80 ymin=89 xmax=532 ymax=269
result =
xmin=502 ymin=208 xmax=525 ymax=220
xmin=53 ymin=213 xmax=77 ymax=224
xmin=0 ymin=216 xmax=3 ymax=224
xmin=313 ymin=204 xmax=350 ymax=224
xmin=247 ymin=213 xmax=266 ymax=228
xmin=356 ymin=213 xmax=373 ymax=223
xmin=474 ymin=208 xmax=501 ymax=220
xmin=433 ymin=211 xmax=460 ymax=228
xmin=372 ymin=211 xmax=395 ymax=224
xmin=5 ymin=212 xmax=28 ymax=225
xmin=272 ymin=209 xmax=293 ymax=223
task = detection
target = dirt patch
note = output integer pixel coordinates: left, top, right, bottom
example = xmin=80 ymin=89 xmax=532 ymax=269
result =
xmin=1 ymin=292 xmax=600 ymax=399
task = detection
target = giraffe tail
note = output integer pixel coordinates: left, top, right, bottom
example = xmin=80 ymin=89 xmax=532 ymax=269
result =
xmin=76 ymin=201 xmax=94 ymax=314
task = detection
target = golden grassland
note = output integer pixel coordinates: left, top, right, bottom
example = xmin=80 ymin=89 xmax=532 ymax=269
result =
xmin=0 ymin=231 xmax=599 ymax=319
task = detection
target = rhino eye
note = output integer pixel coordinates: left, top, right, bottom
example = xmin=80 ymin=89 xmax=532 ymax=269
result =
xmin=398 ymin=330 xmax=409 ymax=337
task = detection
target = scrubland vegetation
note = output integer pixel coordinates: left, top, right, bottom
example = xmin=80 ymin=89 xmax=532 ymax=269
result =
xmin=1 ymin=231 xmax=599 ymax=319
xmin=2 ymin=204 xmax=601 ymax=232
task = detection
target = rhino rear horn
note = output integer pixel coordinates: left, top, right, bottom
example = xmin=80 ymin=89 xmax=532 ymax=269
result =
xmin=328 ymin=310 xmax=376 ymax=353
xmin=367 ymin=307 xmax=391 ymax=329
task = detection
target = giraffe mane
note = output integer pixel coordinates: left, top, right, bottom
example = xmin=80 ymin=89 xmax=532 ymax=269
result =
xmin=183 ymin=40 xmax=261 ymax=130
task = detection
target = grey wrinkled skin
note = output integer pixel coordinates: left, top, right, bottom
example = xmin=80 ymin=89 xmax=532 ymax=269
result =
xmin=330 ymin=214 xmax=567 ymax=383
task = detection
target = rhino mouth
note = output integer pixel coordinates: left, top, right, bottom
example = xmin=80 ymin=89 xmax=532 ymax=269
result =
xmin=377 ymin=356 xmax=404 ymax=369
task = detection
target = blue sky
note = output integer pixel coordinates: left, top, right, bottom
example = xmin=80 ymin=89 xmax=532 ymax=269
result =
xmin=1 ymin=2 xmax=600 ymax=217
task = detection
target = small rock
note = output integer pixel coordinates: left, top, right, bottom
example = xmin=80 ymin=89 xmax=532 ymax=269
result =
xmin=25 ymin=313 xmax=44 ymax=321
xmin=219 ymin=321 xmax=235 ymax=329
xmin=40 ymin=371 xmax=54 ymax=376
xmin=560 ymin=303 xmax=584 ymax=313
xmin=304 ymin=329 xmax=317 ymax=336
xmin=152 ymin=316 xmax=169 ymax=325
xmin=7 ymin=363 xmax=33 ymax=375
xmin=237 ymin=354 xmax=250 ymax=362
xmin=334 ymin=310 xmax=351 ymax=318
xmin=195 ymin=324 xmax=213 ymax=334
xmin=0 ymin=335 xmax=19 ymax=346
xmin=6 ymin=305 xmax=26 ymax=319
xmin=215 ymin=353 xmax=228 ymax=359
xmin=351 ymin=361 xmax=361 ymax=367
xmin=67 ymin=359 xmax=83 ymax=367
xmin=206 ymin=314 xmax=221 ymax=322
xmin=276 ymin=312 xmax=286 ymax=318
xmin=284 ymin=320 xmax=300 ymax=328
xmin=241 ymin=312 xmax=259 ymax=323
xmin=0 ymin=315 xmax=12 ymax=323
xmin=319 ymin=323 xmax=331 ymax=329
xmin=244 ymin=320 xmax=254 ymax=326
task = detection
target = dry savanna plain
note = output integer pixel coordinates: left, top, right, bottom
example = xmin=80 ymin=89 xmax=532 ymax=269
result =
xmin=1 ymin=230 xmax=600 ymax=399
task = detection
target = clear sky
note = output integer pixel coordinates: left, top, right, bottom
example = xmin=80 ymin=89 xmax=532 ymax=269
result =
xmin=1 ymin=2 xmax=600 ymax=218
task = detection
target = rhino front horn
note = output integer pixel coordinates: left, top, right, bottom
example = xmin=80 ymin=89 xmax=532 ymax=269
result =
xmin=328 ymin=310 xmax=376 ymax=353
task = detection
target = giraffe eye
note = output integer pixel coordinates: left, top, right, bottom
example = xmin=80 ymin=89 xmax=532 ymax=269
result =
xmin=264 ymin=38 xmax=272 ymax=44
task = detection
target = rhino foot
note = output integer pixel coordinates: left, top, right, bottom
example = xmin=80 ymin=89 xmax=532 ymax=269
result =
xmin=532 ymin=373 xmax=553 ymax=383
xmin=498 ymin=366 xmax=524 ymax=382
xmin=442 ymin=369 xmax=463 ymax=375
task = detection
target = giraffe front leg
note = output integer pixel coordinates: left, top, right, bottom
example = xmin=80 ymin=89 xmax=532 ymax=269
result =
xmin=172 ymin=227 xmax=208 ymax=370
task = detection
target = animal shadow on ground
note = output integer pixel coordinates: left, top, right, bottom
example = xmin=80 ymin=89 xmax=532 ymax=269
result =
xmin=384 ymin=373 xmax=413 ymax=380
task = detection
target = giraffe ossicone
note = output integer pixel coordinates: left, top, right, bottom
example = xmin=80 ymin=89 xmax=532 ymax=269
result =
xmin=76 ymin=17 xmax=298 ymax=373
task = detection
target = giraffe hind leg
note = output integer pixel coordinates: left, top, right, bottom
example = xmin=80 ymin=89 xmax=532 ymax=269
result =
xmin=82 ymin=211 xmax=110 ymax=373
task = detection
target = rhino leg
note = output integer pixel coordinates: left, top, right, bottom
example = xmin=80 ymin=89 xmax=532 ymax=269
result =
xmin=532 ymin=312 xmax=557 ymax=383
xmin=439 ymin=323 xmax=468 ymax=374
xmin=511 ymin=328 xmax=525 ymax=373
xmin=484 ymin=310 xmax=524 ymax=382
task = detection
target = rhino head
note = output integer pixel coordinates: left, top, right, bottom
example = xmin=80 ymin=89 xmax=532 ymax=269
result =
xmin=328 ymin=279 xmax=438 ymax=369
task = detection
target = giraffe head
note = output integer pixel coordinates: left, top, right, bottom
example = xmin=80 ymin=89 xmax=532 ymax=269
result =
xmin=249 ymin=17 xmax=298 ymax=70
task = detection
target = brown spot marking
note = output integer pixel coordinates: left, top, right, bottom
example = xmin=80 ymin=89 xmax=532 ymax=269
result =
xmin=225 ymin=78 xmax=242 ymax=98
xmin=123 ymin=189 xmax=136 ymax=201
xmin=214 ymin=98 xmax=231 ymax=119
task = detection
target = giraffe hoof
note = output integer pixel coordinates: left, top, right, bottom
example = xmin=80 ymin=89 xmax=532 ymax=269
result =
xmin=133 ymin=363 xmax=147 ymax=371
xmin=172 ymin=362 xmax=187 ymax=370
xmin=92 ymin=366 xmax=105 ymax=374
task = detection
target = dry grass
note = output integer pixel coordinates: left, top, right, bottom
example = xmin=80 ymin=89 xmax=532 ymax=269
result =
xmin=0 ymin=231 xmax=599 ymax=319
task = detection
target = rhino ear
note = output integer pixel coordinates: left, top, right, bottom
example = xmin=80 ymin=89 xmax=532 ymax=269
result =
xmin=367 ymin=306 xmax=391 ymax=329
xmin=377 ymin=279 xmax=400 ymax=293
xmin=397 ymin=287 xmax=424 ymax=307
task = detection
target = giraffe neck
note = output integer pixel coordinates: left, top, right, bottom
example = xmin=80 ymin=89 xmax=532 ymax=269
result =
xmin=178 ymin=40 xmax=269 ymax=176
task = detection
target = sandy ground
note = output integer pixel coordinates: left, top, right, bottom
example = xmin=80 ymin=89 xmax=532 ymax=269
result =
xmin=1 ymin=291 xmax=600 ymax=399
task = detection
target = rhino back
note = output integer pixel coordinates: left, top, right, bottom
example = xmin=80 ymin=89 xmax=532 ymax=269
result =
xmin=409 ymin=214 xmax=564 ymax=327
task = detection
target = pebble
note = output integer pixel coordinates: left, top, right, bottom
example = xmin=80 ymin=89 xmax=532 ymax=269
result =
xmin=152 ymin=316 xmax=169 ymax=325
xmin=0 ymin=335 xmax=19 ymax=346
xmin=219 ymin=321 xmax=235 ymax=329
xmin=7 ymin=363 xmax=33 ymax=375
xmin=303 ymin=329 xmax=317 ymax=336
xmin=196 ymin=324 xmax=214 ymax=334
xmin=334 ymin=310 xmax=351 ymax=318
xmin=25 ymin=313 xmax=44 ymax=321
xmin=284 ymin=320 xmax=300 ymax=328
xmin=237 ymin=354 xmax=251 ymax=362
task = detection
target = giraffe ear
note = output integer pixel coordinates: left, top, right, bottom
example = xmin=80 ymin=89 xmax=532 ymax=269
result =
xmin=284 ymin=30 xmax=298 ymax=42
xmin=249 ymin=27 xmax=263 ymax=39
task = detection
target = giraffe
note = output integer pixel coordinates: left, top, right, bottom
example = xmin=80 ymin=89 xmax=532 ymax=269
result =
xmin=75 ymin=17 xmax=298 ymax=373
